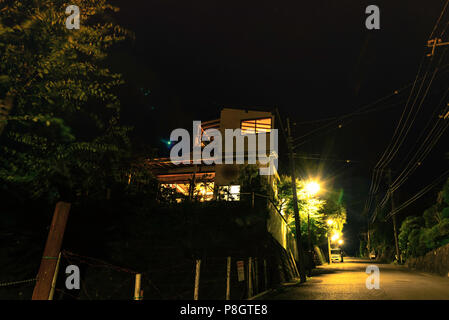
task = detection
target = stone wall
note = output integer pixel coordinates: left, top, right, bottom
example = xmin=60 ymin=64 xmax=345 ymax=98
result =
xmin=406 ymin=243 xmax=449 ymax=277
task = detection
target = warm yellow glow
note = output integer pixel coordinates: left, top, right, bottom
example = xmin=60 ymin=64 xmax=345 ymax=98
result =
xmin=327 ymin=219 xmax=334 ymax=226
xmin=338 ymin=239 xmax=343 ymax=245
xmin=305 ymin=181 xmax=320 ymax=196
xmin=331 ymin=232 xmax=340 ymax=242
xmin=161 ymin=182 xmax=215 ymax=201
xmin=241 ymin=118 xmax=272 ymax=134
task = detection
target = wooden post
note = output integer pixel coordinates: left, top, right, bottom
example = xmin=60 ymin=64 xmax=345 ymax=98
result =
xmin=251 ymin=192 xmax=255 ymax=208
xmin=48 ymin=252 xmax=61 ymax=300
xmin=32 ymin=202 xmax=71 ymax=300
xmin=254 ymin=258 xmax=259 ymax=294
xmin=387 ymin=169 xmax=401 ymax=264
xmin=226 ymin=257 xmax=231 ymax=300
xmin=248 ymin=257 xmax=253 ymax=298
xmin=264 ymin=259 xmax=268 ymax=291
xmin=194 ymin=259 xmax=201 ymax=300
xmin=134 ymin=273 xmax=142 ymax=300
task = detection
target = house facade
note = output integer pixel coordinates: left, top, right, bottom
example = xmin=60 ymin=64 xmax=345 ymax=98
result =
xmin=148 ymin=107 xmax=298 ymax=260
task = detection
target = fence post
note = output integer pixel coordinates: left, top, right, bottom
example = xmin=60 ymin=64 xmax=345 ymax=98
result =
xmin=226 ymin=257 xmax=231 ymax=300
xmin=251 ymin=192 xmax=255 ymax=208
xmin=254 ymin=258 xmax=259 ymax=294
xmin=134 ymin=273 xmax=142 ymax=300
xmin=48 ymin=252 xmax=61 ymax=300
xmin=248 ymin=257 xmax=253 ymax=298
xmin=194 ymin=259 xmax=201 ymax=300
xmin=264 ymin=259 xmax=268 ymax=291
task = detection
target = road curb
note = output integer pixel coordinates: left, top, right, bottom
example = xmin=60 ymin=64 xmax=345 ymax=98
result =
xmin=247 ymin=277 xmax=305 ymax=300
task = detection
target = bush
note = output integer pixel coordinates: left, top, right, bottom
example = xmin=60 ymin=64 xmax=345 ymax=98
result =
xmin=443 ymin=178 xmax=449 ymax=205
xmin=442 ymin=207 xmax=449 ymax=219
xmin=408 ymin=228 xmax=424 ymax=257
xmin=399 ymin=216 xmax=423 ymax=258
xmin=423 ymin=206 xmax=439 ymax=228
xmin=419 ymin=226 xmax=440 ymax=251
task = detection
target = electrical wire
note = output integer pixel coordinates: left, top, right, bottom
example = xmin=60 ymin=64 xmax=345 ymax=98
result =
xmin=385 ymin=169 xmax=449 ymax=219
xmin=367 ymin=44 xmax=448 ymax=221
xmin=429 ymin=0 xmax=449 ymax=40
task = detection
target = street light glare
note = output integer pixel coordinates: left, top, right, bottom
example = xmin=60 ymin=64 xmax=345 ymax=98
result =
xmin=327 ymin=219 xmax=334 ymax=226
xmin=331 ymin=233 xmax=340 ymax=242
xmin=305 ymin=181 xmax=320 ymax=196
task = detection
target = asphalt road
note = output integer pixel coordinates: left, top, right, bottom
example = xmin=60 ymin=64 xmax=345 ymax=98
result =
xmin=262 ymin=257 xmax=449 ymax=300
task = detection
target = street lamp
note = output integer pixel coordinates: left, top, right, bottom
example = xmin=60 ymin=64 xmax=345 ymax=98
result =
xmin=305 ymin=181 xmax=320 ymax=196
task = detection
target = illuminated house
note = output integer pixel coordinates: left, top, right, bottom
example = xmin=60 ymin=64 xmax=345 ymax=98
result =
xmin=148 ymin=107 xmax=297 ymax=259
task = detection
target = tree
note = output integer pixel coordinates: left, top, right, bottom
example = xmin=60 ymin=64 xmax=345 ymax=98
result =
xmin=0 ymin=0 xmax=140 ymax=203
xmin=398 ymin=216 xmax=423 ymax=258
xmin=398 ymin=178 xmax=449 ymax=259
xmin=277 ymin=175 xmax=346 ymax=247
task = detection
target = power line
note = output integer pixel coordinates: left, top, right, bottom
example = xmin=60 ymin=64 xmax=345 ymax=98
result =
xmin=378 ymin=51 xmax=449 ymax=208
xmin=379 ymin=110 xmax=449 ymax=208
xmin=368 ymin=54 xmax=429 ymax=206
xmin=291 ymin=88 xmax=407 ymax=146
xmin=292 ymin=154 xmax=359 ymax=163
xmin=429 ymin=0 xmax=449 ymax=40
xmin=385 ymin=169 xmax=449 ymax=219
xmin=290 ymin=63 xmax=449 ymax=154
xmin=367 ymin=41 xmax=449 ymax=221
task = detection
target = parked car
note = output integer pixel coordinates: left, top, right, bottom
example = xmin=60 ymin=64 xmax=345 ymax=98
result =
xmin=331 ymin=248 xmax=344 ymax=263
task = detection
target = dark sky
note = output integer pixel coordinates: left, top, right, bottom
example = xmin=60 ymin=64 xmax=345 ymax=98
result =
xmin=109 ymin=0 xmax=449 ymax=253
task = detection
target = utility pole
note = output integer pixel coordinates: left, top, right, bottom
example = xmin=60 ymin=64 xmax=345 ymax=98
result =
xmin=286 ymin=117 xmax=307 ymax=283
xmin=387 ymin=169 xmax=401 ymax=264
xmin=367 ymin=219 xmax=370 ymax=255
xmin=307 ymin=198 xmax=312 ymax=275
xmin=427 ymin=38 xmax=449 ymax=57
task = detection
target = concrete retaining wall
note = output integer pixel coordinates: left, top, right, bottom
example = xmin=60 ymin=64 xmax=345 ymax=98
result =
xmin=406 ymin=243 xmax=449 ymax=277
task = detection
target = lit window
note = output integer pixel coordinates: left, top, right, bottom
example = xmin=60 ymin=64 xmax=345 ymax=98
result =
xmin=161 ymin=182 xmax=214 ymax=202
xmin=241 ymin=118 xmax=272 ymax=134
xmin=218 ymin=185 xmax=241 ymax=201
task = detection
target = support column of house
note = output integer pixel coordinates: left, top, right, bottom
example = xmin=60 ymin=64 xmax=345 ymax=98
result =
xmin=189 ymin=164 xmax=198 ymax=200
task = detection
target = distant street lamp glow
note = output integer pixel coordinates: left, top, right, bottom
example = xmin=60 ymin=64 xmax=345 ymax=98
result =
xmin=327 ymin=219 xmax=334 ymax=226
xmin=331 ymin=233 xmax=340 ymax=242
xmin=338 ymin=239 xmax=343 ymax=245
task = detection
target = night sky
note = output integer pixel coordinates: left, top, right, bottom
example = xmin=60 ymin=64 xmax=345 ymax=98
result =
xmin=109 ymin=0 xmax=448 ymax=253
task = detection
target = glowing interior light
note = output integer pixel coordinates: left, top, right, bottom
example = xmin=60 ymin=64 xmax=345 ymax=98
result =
xmin=229 ymin=185 xmax=240 ymax=194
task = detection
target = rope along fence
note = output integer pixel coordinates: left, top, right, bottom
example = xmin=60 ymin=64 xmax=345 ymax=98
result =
xmin=0 ymin=278 xmax=36 ymax=287
xmin=2 ymin=249 xmax=293 ymax=299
